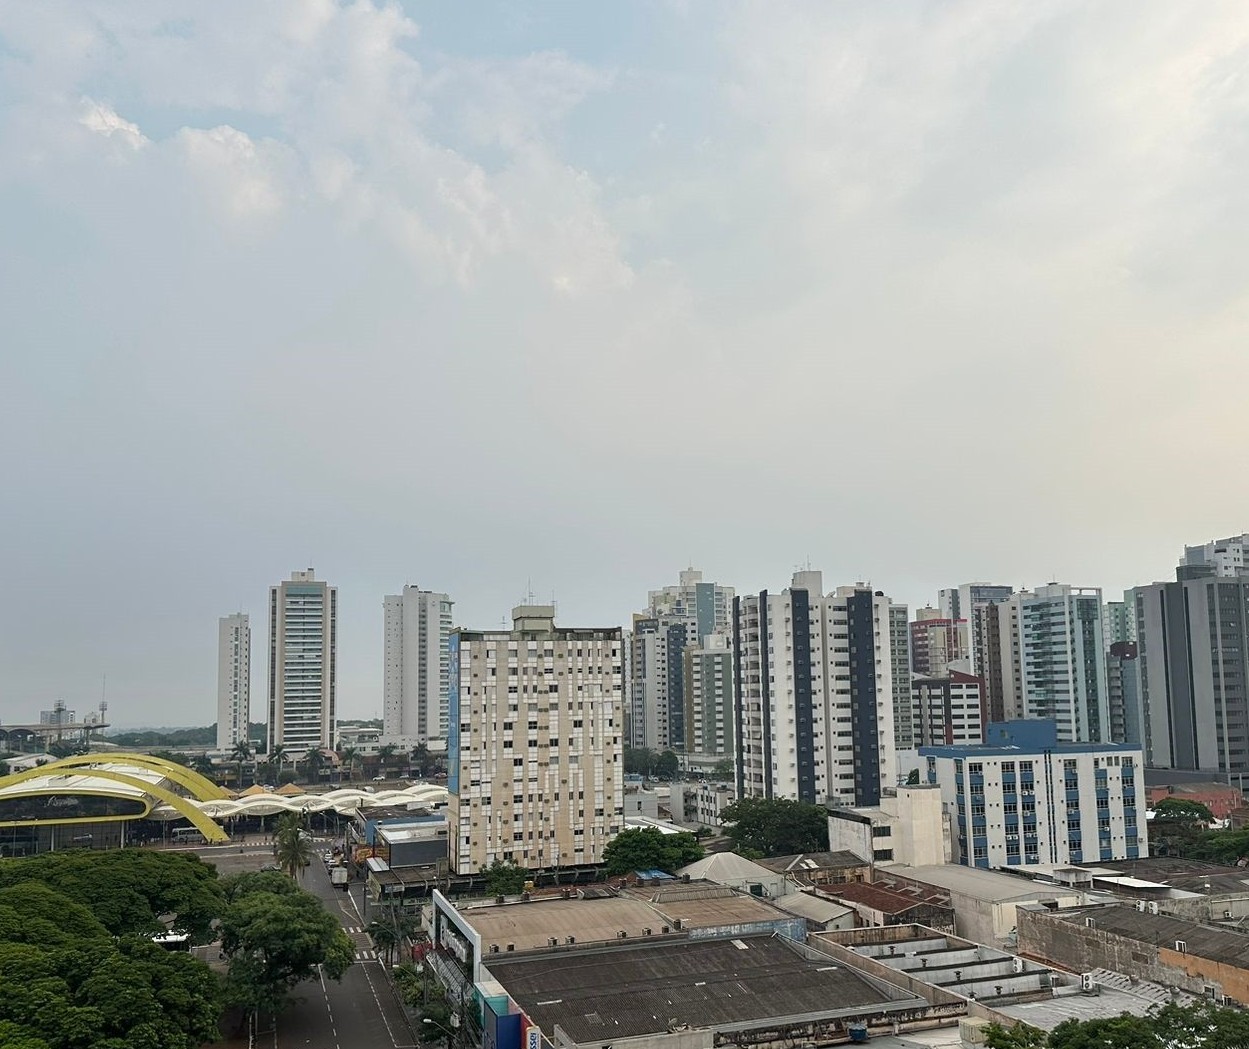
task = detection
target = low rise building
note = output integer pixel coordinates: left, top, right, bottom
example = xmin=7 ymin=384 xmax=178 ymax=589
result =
xmin=770 ymin=889 xmax=856 ymax=931
xmin=1017 ymin=902 xmax=1249 ymax=1005
xmin=921 ymin=719 xmax=1147 ymax=868
xmin=1147 ymin=781 xmax=1245 ymax=820
xmin=823 ymin=880 xmax=955 ymax=934
xmin=882 ymin=864 xmax=1085 ymax=947
xmin=827 ymin=785 xmax=951 ymax=866
xmin=675 ymin=852 xmax=791 ymax=899
xmin=756 ymin=850 xmax=872 ymax=888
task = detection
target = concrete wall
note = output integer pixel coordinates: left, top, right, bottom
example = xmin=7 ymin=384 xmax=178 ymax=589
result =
xmin=1016 ymin=908 xmax=1249 ymax=1002
xmin=1161 ymin=892 xmax=1249 ymax=923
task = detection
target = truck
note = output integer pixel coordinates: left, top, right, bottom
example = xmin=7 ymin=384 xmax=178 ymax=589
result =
xmin=330 ymin=866 xmax=349 ymax=889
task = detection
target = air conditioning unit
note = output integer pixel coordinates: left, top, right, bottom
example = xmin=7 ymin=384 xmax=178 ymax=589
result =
xmin=566 ymin=936 xmax=575 ymax=945
xmin=644 ymin=927 xmax=653 ymax=936
xmin=489 ymin=944 xmax=500 ymax=954
xmin=1149 ymin=902 xmax=1159 ymax=915
xmin=1175 ymin=940 xmax=1187 ymax=953
xmin=618 ymin=930 xmax=628 ymax=939
xmin=1081 ymin=973 xmax=1095 ymax=992
xmin=1013 ymin=957 xmax=1024 ymax=974
xmin=1085 ymin=918 xmax=1096 ymax=928
xmin=1226 ymin=910 xmax=1234 ymax=919
xmin=661 ymin=925 xmax=670 ymax=934
xmin=506 ymin=943 xmax=515 ymax=952
xmin=548 ymin=937 xmax=558 ymax=947
xmin=1136 ymin=900 xmax=1146 ymax=912
xmin=673 ymin=919 xmax=683 ymax=930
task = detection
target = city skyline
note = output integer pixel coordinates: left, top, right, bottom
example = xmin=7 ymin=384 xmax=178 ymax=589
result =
xmin=5 ymin=3 xmax=1249 ymax=726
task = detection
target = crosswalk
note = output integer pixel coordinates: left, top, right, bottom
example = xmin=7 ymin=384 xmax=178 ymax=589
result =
xmin=342 ymin=925 xmax=380 ymax=961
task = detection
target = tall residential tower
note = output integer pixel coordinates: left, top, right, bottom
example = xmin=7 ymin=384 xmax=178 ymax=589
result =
xmin=382 ymin=585 xmax=454 ymax=747
xmin=216 ymin=613 xmax=250 ymax=750
xmin=268 ymin=569 xmax=337 ymax=755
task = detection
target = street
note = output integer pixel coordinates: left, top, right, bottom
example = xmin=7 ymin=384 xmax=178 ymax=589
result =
xmin=192 ymin=839 xmax=418 ymax=1049
xmin=257 ymin=858 xmax=418 ymax=1049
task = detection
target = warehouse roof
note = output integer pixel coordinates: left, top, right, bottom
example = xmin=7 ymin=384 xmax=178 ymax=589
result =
xmin=485 ymin=934 xmax=911 ymax=1044
xmin=892 ymin=865 xmax=1073 ymax=903
xmin=1054 ymin=905 xmax=1249 ymax=968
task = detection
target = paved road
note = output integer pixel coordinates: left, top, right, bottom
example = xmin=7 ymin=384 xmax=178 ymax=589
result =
xmin=256 ymin=859 xmax=418 ymax=1049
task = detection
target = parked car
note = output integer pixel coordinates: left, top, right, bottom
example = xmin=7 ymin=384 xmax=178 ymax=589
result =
xmin=372 ymin=774 xmax=387 ymax=781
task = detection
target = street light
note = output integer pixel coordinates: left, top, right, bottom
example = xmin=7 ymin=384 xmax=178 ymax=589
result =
xmin=422 ymin=1017 xmax=455 ymax=1045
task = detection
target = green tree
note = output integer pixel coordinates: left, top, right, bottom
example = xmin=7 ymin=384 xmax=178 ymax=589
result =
xmin=410 ymin=742 xmax=430 ymax=776
xmin=602 ymin=827 xmax=704 ymax=875
xmin=340 ymin=746 xmax=360 ymax=783
xmin=378 ymin=743 xmax=398 ymax=777
xmin=1151 ymin=797 xmax=1217 ymax=856
xmin=367 ymin=919 xmax=400 ymax=965
xmin=623 ymin=746 xmax=657 ymax=776
xmin=906 ymin=768 xmax=921 ymax=785
xmin=274 ymin=812 xmax=313 ymax=879
xmin=0 ymin=849 xmax=224 ymax=942
xmin=484 ymin=860 xmax=528 ymax=896
xmin=230 ymin=739 xmax=254 ymax=788
xmin=983 ymin=1021 xmax=1045 ymax=1049
xmin=219 ymin=873 xmax=355 ymax=1018
xmin=719 ymin=797 xmax=829 ymax=857
xmin=0 ymin=759 xmax=9 ymax=778
xmin=653 ymin=749 xmax=680 ymax=779
xmin=304 ymin=746 xmax=327 ymax=783
xmin=190 ymin=753 xmax=218 ymax=780
xmin=711 ymin=757 xmax=735 ymax=780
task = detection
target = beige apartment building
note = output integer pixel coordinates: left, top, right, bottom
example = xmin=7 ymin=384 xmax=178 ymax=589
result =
xmin=448 ymin=606 xmax=624 ymax=875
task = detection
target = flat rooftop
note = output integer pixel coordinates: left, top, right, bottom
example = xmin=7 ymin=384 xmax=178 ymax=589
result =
xmin=460 ymin=895 xmax=672 ymax=950
xmin=486 ymin=934 xmax=910 ymax=1043
xmin=630 ymin=883 xmax=791 ymax=927
xmin=996 ymin=988 xmax=1156 ymax=1028
xmin=891 ymin=865 xmax=1075 ymax=903
xmin=1084 ymin=857 xmax=1249 ymax=896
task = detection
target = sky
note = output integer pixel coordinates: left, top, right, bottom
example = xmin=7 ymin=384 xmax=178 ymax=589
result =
xmin=3 ymin=1 xmax=1249 ymax=728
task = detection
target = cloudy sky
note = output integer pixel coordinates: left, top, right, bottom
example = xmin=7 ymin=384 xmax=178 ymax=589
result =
xmin=3 ymin=2 xmax=1248 ymax=728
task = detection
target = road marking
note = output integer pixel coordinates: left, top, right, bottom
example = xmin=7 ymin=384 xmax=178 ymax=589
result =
xmin=357 ymin=950 xmax=406 ymax=1047
xmin=317 ymin=964 xmax=341 ymax=1049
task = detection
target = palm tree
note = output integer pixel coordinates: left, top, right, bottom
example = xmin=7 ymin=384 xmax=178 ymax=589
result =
xmin=340 ymin=747 xmax=359 ymax=784
xmin=191 ymin=754 xmax=218 ymax=781
xmin=377 ymin=744 xmax=397 ymax=779
xmin=230 ymin=740 xmax=253 ymax=788
xmin=273 ymin=811 xmax=312 ymax=879
xmin=264 ymin=743 xmax=288 ymax=784
xmin=410 ymin=743 xmax=430 ymax=778
xmin=367 ymin=918 xmax=400 ymax=966
xmin=304 ymin=746 xmax=326 ymax=785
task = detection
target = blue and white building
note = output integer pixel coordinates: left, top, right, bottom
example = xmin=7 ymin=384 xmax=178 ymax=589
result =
xmin=921 ymin=719 xmax=1147 ymax=869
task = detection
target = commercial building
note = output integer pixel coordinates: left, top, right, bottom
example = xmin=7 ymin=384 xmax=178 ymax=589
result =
xmin=268 ymin=569 xmax=337 ymax=755
xmin=885 ymin=864 xmax=1085 ymax=947
xmin=1131 ymin=571 xmax=1249 ymax=773
xmin=1018 ymin=903 xmax=1249 ymax=1005
xmin=382 ymin=584 xmax=454 ymax=747
xmin=921 ymin=719 xmax=1148 ymax=868
xmin=216 ymin=613 xmax=250 ymax=750
xmin=733 ymin=571 xmax=904 ymax=806
xmin=447 ymin=606 xmax=623 ymax=874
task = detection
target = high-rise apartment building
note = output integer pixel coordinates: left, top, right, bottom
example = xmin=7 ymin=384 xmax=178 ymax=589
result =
xmin=939 ymin=583 xmax=1013 ymax=675
xmin=683 ymin=632 xmax=735 ymax=762
xmin=912 ymin=665 xmax=985 ymax=748
xmin=648 ymin=568 xmax=733 ymax=636
xmin=733 ymin=571 xmax=902 ymax=807
xmin=889 ymin=601 xmax=913 ymax=750
xmin=382 ymin=585 xmax=454 ymax=747
xmin=628 ymin=614 xmax=698 ymax=751
xmin=1132 ymin=573 xmax=1249 ymax=773
xmin=910 ymin=607 xmax=966 ymax=677
xmin=448 ymin=606 xmax=623 ymax=874
xmin=975 ymin=598 xmax=1023 ymax=724
xmin=1181 ymin=535 xmax=1249 ymax=578
xmin=922 ymin=719 xmax=1147 ymax=867
xmin=268 ymin=569 xmax=337 ymax=755
xmin=217 ymin=613 xmax=250 ymax=750
xmin=629 ymin=569 xmax=733 ymax=752
xmin=1016 ymin=585 xmax=1109 ymax=743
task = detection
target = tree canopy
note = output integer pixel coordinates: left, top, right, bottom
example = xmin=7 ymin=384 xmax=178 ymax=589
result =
xmin=484 ymin=860 xmax=528 ymax=896
xmin=718 ymin=797 xmax=829 ymax=857
xmin=0 ymin=866 xmax=222 ymax=1048
xmin=622 ymin=746 xmax=681 ymax=779
xmin=219 ymin=871 xmax=355 ymax=1017
xmin=1153 ymin=797 xmax=1216 ymax=823
xmin=602 ymin=827 xmax=704 ymax=875
xmin=0 ymin=848 xmax=224 ymax=942
xmin=986 ymin=1003 xmax=1249 ymax=1049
